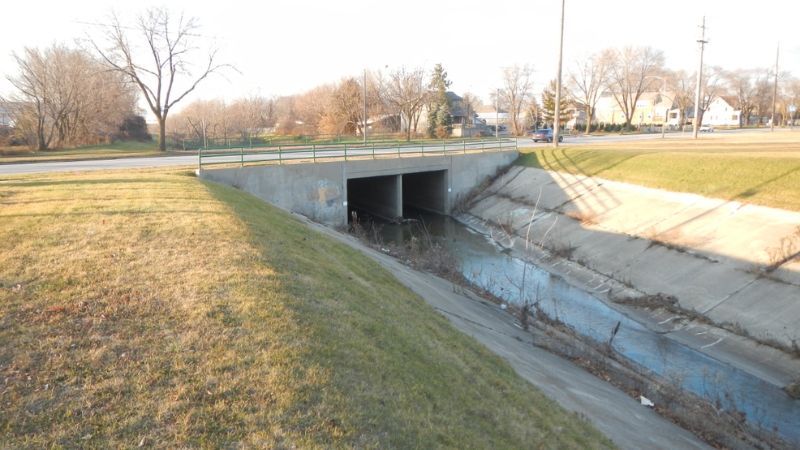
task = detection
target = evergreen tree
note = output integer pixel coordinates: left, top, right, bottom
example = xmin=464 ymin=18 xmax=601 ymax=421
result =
xmin=541 ymin=79 xmax=571 ymax=128
xmin=428 ymin=63 xmax=453 ymax=137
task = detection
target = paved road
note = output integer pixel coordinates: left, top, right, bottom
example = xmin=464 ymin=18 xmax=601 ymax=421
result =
xmin=0 ymin=141 xmax=516 ymax=176
xmin=0 ymin=128 xmax=787 ymax=176
xmin=304 ymin=216 xmax=710 ymax=450
xmin=519 ymin=126 xmax=779 ymax=147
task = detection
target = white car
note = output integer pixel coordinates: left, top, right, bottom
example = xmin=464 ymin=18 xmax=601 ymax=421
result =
xmin=699 ymin=125 xmax=714 ymax=132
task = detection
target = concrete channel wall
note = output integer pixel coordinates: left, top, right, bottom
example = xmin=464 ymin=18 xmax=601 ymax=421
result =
xmin=463 ymin=165 xmax=800 ymax=447
xmin=199 ymin=150 xmax=518 ymax=227
xmin=469 ymin=165 xmax=800 ymax=352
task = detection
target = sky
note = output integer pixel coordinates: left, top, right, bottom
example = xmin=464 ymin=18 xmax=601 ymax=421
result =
xmin=1 ymin=0 xmax=799 ymax=119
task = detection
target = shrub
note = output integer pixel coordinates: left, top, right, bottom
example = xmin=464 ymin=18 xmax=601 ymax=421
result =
xmin=116 ymin=115 xmax=151 ymax=142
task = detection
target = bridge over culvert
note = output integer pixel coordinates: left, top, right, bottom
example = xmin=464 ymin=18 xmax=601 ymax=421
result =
xmin=198 ymin=140 xmax=518 ymax=227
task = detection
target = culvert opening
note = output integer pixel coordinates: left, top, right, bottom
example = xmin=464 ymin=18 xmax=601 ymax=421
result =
xmin=347 ymin=175 xmax=402 ymax=222
xmin=402 ymin=170 xmax=447 ymax=216
xmin=347 ymin=170 xmax=448 ymax=223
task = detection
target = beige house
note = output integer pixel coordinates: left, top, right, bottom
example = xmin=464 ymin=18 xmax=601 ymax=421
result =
xmin=594 ymin=91 xmax=675 ymax=125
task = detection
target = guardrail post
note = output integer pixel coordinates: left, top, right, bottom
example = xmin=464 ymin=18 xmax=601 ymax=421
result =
xmin=198 ymin=147 xmax=202 ymax=171
xmin=313 ymin=144 xmax=316 ymax=163
xmin=372 ymin=142 xmax=375 ymax=159
xmin=397 ymin=142 xmax=400 ymax=158
xmin=442 ymin=139 xmax=446 ymax=154
xmin=240 ymin=146 xmax=244 ymax=167
xmin=463 ymin=139 xmax=466 ymax=154
xmin=279 ymin=145 xmax=282 ymax=165
xmin=344 ymin=143 xmax=348 ymax=161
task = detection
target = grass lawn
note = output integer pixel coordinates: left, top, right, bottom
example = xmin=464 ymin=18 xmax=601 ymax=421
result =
xmin=0 ymin=169 xmax=611 ymax=448
xmin=517 ymin=133 xmax=800 ymax=211
xmin=0 ymin=141 xmax=170 ymax=164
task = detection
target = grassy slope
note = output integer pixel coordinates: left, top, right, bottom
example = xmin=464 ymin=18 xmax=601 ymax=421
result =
xmin=0 ymin=170 xmax=611 ymax=449
xmin=517 ymin=135 xmax=800 ymax=211
xmin=0 ymin=141 xmax=165 ymax=163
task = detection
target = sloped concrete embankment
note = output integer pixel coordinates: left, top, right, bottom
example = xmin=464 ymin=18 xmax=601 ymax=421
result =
xmin=461 ymin=166 xmax=800 ymax=446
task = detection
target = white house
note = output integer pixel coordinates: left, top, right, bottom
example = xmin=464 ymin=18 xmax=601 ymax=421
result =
xmin=702 ymin=97 xmax=741 ymax=127
xmin=474 ymin=108 xmax=509 ymax=126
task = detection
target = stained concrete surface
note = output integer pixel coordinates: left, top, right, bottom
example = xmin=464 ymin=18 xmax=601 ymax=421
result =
xmin=200 ymin=151 xmax=518 ymax=227
xmin=302 ymin=216 xmax=711 ymax=450
xmin=473 ymin=166 xmax=800 ymax=350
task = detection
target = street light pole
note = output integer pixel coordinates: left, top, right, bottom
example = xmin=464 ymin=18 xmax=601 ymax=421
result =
xmin=692 ymin=16 xmax=708 ymax=140
xmin=553 ymin=0 xmax=566 ymax=148
xmin=771 ymin=44 xmax=779 ymax=132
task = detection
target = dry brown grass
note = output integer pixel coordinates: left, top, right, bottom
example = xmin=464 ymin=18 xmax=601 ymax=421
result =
xmin=0 ymin=169 xmax=612 ymax=448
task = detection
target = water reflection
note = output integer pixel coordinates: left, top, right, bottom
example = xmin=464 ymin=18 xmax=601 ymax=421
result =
xmin=373 ymin=208 xmax=800 ymax=446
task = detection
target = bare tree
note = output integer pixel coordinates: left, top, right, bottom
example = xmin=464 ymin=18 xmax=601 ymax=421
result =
xmin=786 ymin=77 xmax=800 ymax=126
xmin=665 ymin=69 xmax=694 ymax=129
xmin=498 ymin=65 xmax=534 ymax=136
xmin=569 ymin=51 xmax=611 ymax=135
xmin=228 ymin=96 xmax=274 ymax=144
xmin=4 ymin=45 xmax=138 ymax=150
xmin=294 ymin=84 xmax=334 ymax=135
xmin=383 ymin=67 xmax=428 ymax=141
xmin=91 ymin=7 xmax=229 ymax=150
xmin=724 ymin=69 xmax=759 ymax=127
xmin=606 ymin=46 xmax=665 ymax=128
xmin=5 ymin=47 xmax=60 ymax=150
xmin=693 ymin=66 xmax=725 ymax=127
xmin=753 ymin=71 xmax=775 ymax=125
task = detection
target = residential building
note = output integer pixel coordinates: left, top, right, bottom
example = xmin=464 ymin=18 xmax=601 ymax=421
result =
xmin=702 ymin=96 xmax=741 ymax=127
xmin=593 ymin=91 xmax=675 ymax=126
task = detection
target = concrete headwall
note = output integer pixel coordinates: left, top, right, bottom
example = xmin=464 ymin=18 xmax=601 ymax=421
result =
xmin=200 ymin=150 xmax=518 ymax=227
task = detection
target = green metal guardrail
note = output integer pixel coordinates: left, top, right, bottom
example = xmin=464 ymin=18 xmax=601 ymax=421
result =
xmin=197 ymin=138 xmax=518 ymax=170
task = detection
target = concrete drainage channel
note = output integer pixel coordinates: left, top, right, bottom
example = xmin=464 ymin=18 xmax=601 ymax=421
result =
xmin=365 ymin=210 xmax=799 ymax=449
xmin=455 ymin=215 xmax=799 ymax=449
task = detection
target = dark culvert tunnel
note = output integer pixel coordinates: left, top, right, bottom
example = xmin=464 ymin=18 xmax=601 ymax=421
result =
xmin=347 ymin=170 xmax=448 ymax=223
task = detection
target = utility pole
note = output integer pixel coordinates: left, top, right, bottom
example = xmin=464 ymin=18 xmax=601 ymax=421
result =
xmin=202 ymin=117 xmax=207 ymax=149
xmin=553 ymin=0 xmax=566 ymax=147
xmin=771 ymin=44 xmax=780 ymax=132
xmin=495 ymin=88 xmax=499 ymax=139
xmin=692 ymin=16 xmax=708 ymax=139
xmin=363 ymin=69 xmax=368 ymax=144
